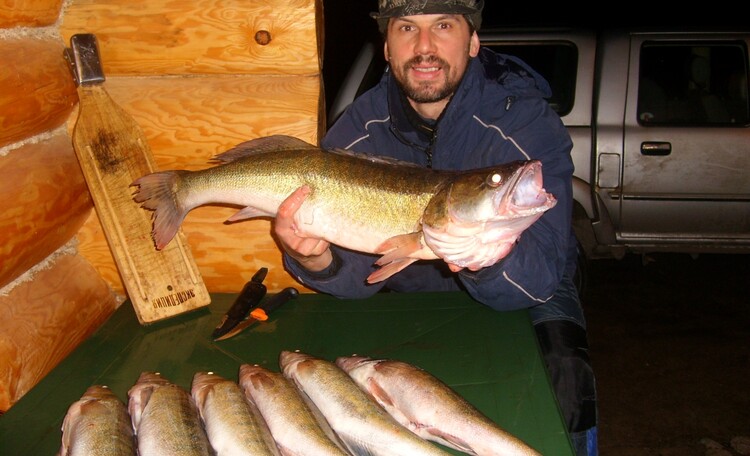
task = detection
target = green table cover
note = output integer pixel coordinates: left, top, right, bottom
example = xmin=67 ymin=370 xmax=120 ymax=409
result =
xmin=0 ymin=291 xmax=573 ymax=455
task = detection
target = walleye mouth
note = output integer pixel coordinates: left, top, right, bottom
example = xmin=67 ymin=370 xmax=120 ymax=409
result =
xmin=511 ymin=161 xmax=556 ymax=210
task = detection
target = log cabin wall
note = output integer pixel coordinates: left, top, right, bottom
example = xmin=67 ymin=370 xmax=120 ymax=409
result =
xmin=0 ymin=0 xmax=324 ymax=412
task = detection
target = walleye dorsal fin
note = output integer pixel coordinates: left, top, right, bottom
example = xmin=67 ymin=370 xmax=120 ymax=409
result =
xmin=212 ymin=135 xmax=317 ymax=163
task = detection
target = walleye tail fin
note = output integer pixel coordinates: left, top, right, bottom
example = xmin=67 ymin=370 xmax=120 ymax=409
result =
xmin=131 ymin=171 xmax=189 ymax=250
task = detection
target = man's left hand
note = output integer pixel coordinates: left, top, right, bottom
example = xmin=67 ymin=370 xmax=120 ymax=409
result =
xmin=422 ymin=223 xmax=517 ymax=272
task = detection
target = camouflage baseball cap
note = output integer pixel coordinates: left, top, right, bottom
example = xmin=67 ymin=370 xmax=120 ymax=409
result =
xmin=371 ymin=0 xmax=484 ymax=32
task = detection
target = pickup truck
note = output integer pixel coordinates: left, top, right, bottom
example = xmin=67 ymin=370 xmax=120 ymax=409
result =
xmin=328 ymin=27 xmax=750 ymax=271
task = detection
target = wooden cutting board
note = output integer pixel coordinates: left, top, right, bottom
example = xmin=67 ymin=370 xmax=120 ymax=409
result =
xmin=65 ymin=33 xmax=210 ymax=324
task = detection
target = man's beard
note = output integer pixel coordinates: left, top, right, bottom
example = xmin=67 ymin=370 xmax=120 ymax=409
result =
xmin=396 ymin=55 xmax=462 ymax=104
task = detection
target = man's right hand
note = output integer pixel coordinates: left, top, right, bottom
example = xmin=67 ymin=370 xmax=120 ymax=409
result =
xmin=274 ymin=185 xmax=333 ymax=272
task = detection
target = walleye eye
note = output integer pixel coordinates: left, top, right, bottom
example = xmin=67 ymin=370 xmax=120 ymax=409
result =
xmin=487 ymin=173 xmax=502 ymax=187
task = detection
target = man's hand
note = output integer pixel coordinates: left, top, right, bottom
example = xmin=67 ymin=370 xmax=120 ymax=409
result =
xmin=274 ymin=185 xmax=333 ymax=272
xmin=422 ymin=222 xmax=517 ymax=273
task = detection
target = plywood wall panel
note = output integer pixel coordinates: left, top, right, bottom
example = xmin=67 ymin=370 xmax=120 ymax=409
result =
xmin=59 ymin=0 xmax=321 ymax=76
xmin=0 ymin=133 xmax=92 ymax=289
xmin=101 ymin=75 xmax=321 ymax=168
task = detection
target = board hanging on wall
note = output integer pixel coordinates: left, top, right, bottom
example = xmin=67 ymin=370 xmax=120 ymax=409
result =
xmin=65 ymin=33 xmax=210 ymax=324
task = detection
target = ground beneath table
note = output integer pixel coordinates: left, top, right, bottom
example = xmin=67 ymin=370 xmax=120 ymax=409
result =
xmin=584 ymin=253 xmax=750 ymax=456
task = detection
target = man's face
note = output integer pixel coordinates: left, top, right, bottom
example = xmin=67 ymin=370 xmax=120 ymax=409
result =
xmin=384 ymin=14 xmax=480 ymax=112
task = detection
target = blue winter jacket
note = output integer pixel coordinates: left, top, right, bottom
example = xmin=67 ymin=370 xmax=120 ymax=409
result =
xmin=283 ymin=47 xmax=577 ymax=311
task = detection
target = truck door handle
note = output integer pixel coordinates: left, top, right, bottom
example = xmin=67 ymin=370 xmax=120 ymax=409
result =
xmin=641 ymin=142 xmax=672 ymax=156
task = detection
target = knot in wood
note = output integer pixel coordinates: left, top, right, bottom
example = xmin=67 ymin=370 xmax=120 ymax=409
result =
xmin=254 ymin=30 xmax=272 ymax=46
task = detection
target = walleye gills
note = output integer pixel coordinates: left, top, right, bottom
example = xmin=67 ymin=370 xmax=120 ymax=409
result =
xmin=131 ymin=135 xmax=556 ymax=283
xmin=336 ymin=356 xmax=541 ymax=456
xmin=58 ymin=385 xmax=136 ymax=456
xmin=279 ymin=350 xmax=452 ymax=456
xmin=238 ymin=363 xmax=350 ymax=456
xmin=191 ymin=371 xmax=280 ymax=455
xmin=127 ymin=372 xmax=212 ymax=456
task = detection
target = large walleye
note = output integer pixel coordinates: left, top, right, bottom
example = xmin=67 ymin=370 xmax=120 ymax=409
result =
xmin=131 ymin=135 xmax=556 ymax=283
xmin=336 ymin=356 xmax=541 ymax=456
xmin=191 ymin=371 xmax=281 ymax=455
xmin=238 ymin=363 xmax=351 ymax=456
xmin=57 ymin=385 xmax=136 ymax=456
xmin=127 ymin=372 xmax=212 ymax=456
xmin=279 ymin=350 xmax=452 ymax=456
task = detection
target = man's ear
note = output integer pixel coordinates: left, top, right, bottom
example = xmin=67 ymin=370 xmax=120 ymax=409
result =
xmin=384 ymin=41 xmax=390 ymax=62
xmin=469 ymin=32 xmax=480 ymax=57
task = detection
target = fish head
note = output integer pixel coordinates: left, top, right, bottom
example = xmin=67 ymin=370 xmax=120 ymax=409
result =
xmin=421 ymin=160 xmax=557 ymax=269
xmin=334 ymin=355 xmax=374 ymax=374
xmin=425 ymin=160 xmax=555 ymax=227
xmin=190 ymin=371 xmax=223 ymax=410
xmin=80 ymin=385 xmax=117 ymax=402
xmin=279 ymin=350 xmax=316 ymax=379
xmin=239 ymin=364 xmax=278 ymax=393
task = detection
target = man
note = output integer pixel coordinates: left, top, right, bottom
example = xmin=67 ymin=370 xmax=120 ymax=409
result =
xmin=274 ymin=0 xmax=597 ymax=454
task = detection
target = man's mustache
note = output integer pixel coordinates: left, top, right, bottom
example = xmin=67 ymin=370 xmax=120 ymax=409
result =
xmin=406 ymin=55 xmax=448 ymax=67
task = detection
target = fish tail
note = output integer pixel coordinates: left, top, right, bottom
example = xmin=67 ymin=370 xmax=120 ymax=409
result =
xmin=131 ymin=171 xmax=189 ymax=250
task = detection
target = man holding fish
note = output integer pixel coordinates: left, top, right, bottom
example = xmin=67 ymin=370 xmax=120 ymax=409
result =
xmin=274 ymin=0 xmax=598 ymax=454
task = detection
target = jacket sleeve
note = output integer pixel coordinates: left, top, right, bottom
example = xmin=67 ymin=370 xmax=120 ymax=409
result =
xmin=457 ymin=96 xmax=575 ymax=311
xmin=283 ymin=245 xmax=386 ymax=299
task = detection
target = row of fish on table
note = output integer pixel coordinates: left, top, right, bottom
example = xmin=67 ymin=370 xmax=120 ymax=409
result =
xmin=58 ymin=350 xmax=541 ymax=456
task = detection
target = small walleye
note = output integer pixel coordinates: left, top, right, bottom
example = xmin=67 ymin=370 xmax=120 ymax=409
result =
xmin=238 ymin=363 xmax=351 ymax=456
xmin=191 ymin=371 xmax=280 ymax=455
xmin=57 ymin=385 xmax=136 ymax=456
xmin=127 ymin=372 xmax=212 ymax=456
xmin=279 ymin=350 xmax=452 ymax=456
xmin=336 ymin=356 xmax=541 ymax=456
xmin=131 ymin=135 xmax=556 ymax=283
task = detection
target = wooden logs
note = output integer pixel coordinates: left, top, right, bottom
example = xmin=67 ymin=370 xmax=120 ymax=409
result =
xmin=0 ymin=38 xmax=78 ymax=148
xmin=0 ymin=132 xmax=92 ymax=289
xmin=0 ymin=252 xmax=118 ymax=411
xmin=0 ymin=0 xmax=64 ymax=27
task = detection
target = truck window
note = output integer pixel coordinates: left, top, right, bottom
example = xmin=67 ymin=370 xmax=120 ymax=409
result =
xmin=484 ymin=42 xmax=578 ymax=116
xmin=638 ymin=41 xmax=750 ymax=126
